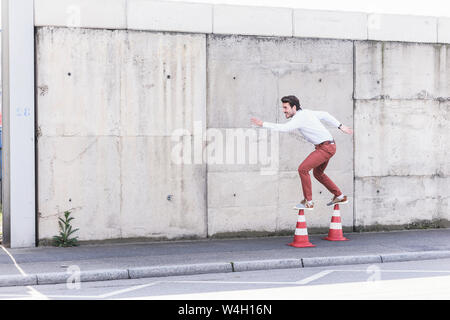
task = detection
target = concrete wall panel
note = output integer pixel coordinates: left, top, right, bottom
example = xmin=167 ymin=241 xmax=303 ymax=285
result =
xmin=213 ymin=4 xmax=292 ymax=37
xmin=207 ymin=171 xmax=278 ymax=236
xmin=294 ymin=9 xmax=367 ymax=40
xmin=38 ymin=136 xmax=122 ymax=240
xmin=367 ymin=13 xmax=437 ymax=43
xmin=355 ymin=100 xmax=450 ymax=178
xmin=207 ymin=35 xmax=354 ymax=235
xmin=208 ymin=35 xmax=353 ymax=128
xmin=121 ymin=31 xmax=206 ymax=136
xmin=33 ymin=1 xmax=450 ymax=46
xmin=35 ymin=20 xmax=450 ymax=242
xmin=208 ymin=206 xmax=277 ymax=236
xmin=37 ymin=27 xmax=207 ymax=241
xmin=34 ymin=0 xmax=127 ymax=29
xmin=355 ymin=175 xmax=450 ymax=228
xmin=127 ymin=0 xmax=213 ymax=34
xmin=207 ymin=171 xmax=278 ymax=209
xmin=207 ymin=36 xmax=279 ymax=129
xmin=120 ymin=136 xmax=206 ymax=239
xmin=36 ymin=28 xmax=123 ymax=137
xmin=355 ymin=41 xmax=450 ymax=100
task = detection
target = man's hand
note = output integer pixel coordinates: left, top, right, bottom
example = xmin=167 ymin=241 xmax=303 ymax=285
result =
xmin=251 ymin=117 xmax=263 ymax=127
xmin=339 ymin=125 xmax=353 ymax=135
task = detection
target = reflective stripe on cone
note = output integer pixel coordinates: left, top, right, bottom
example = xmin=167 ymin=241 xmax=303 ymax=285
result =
xmin=323 ymin=204 xmax=349 ymax=241
xmin=288 ymin=209 xmax=315 ymax=248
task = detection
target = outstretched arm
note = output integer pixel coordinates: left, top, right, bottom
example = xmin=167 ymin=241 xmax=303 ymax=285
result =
xmin=251 ymin=117 xmax=301 ymax=132
xmin=312 ymin=111 xmax=353 ymax=135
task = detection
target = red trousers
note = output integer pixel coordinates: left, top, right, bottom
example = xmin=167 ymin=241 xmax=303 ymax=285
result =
xmin=298 ymin=143 xmax=342 ymax=201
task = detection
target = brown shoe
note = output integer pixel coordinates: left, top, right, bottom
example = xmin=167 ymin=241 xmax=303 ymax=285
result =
xmin=293 ymin=199 xmax=314 ymax=210
xmin=327 ymin=195 xmax=348 ymax=206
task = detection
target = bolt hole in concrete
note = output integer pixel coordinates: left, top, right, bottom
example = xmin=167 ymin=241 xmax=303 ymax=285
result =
xmin=68 ymin=72 xmax=71 ymax=76
xmin=167 ymin=75 xmax=171 ymax=79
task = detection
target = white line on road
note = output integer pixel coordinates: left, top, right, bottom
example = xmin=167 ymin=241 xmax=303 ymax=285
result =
xmin=2 ymin=267 xmax=450 ymax=300
xmin=329 ymin=269 xmax=450 ymax=273
xmin=295 ymin=270 xmax=334 ymax=284
xmin=26 ymin=286 xmax=49 ymax=300
xmin=0 ymin=245 xmax=27 ymax=276
xmin=98 ymin=282 xmax=161 ymax=299
xmin=0 ymin=245 xmax=49 ymax=300
xmin=165 ymin=280 xmax=299 ymax=285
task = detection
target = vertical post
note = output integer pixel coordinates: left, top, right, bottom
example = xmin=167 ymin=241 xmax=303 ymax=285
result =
xmin=1 ymin=0 xmax=36 ymax=247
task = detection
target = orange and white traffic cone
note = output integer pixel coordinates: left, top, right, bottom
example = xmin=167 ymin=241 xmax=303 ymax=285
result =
xmin=288 ymin=209 xmax=315 ymax=248
xmin=323 ymin=204 xmax=349 ymax=241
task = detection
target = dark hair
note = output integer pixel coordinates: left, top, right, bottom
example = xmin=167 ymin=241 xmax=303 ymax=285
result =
xmin=281 ymin=95 xmax=301 ymax=110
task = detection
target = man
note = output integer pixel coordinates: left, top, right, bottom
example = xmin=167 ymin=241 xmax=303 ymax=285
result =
xmin=251 ymin=95 xmax=353 ymax=210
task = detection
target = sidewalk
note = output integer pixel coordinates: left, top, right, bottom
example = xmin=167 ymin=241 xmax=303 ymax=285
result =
xmin=1 ymin=228 xmax=450 ymax=287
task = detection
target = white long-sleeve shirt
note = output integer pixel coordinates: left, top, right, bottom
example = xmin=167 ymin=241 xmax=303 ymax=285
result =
xmin=262 ymin=109 xmax=341 ymax=145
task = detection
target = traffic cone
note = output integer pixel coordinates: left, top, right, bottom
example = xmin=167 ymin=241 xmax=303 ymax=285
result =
xmin=288 ymin=209 xmax=315 ymax=248
xmin=323 ymin=204 xmax=349 ymax=241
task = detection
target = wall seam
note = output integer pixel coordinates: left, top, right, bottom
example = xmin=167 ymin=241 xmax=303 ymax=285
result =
xmin=352 ymin=40 xmax=357 ymax=232
xmin=125 ymin=0 xmax=128 ymax=29
xmin=291 ymin=9 xmax=294 ymax=37
xmin=34 ymin=26 xmax=39 ymax=246
xmin=436 ymin=17 xmax=439 ymax=43
xmin=205 ymin=33 xmax=210 ymax=238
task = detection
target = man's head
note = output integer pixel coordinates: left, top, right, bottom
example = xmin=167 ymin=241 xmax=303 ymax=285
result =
xmin=281 ymin=95 xmax=301 ymax=119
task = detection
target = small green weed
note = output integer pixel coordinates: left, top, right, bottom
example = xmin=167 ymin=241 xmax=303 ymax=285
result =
xmin=53 ymin=210 xmax=79 ymax=247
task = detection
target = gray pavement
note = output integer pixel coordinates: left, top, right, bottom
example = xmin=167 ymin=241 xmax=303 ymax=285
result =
xmin=2 ymin=258 xmax=450 ymax=300
xmin=1 ymin=228 xmax=450 ymax=287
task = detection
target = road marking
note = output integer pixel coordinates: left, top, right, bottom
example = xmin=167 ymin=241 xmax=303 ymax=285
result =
xmin=98 ymin=282 xmax=161 ymax=299
xmin=26 ymin=286 xmax=49 ymax=300
xmin=295 ymin=270 xmax=334 ymax=284
xmin=2 ymin=266 xmax=450 ymax=300
xmin=0 ymin=245 xmax=27 ymax=276
xmin=0 ymin=245 xmax=49 ymax=300
xmin=123 ymin=274 xmax=450 ymax=300
xmin=166 ymin=280 xmax=300 ymax=285
xmin=329 ymin=269 xmax=450 ymax=273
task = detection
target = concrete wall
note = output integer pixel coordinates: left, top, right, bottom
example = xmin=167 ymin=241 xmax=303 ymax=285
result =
xmin=34 ymin=1 xmax=450 ymax=242
xmin=354 ymin=42 xmax=450 ymax=230
xmin=206 ymin=35 xmax=354 ymax=236
xmin=37 ymin=28 xmax=207 ymax=241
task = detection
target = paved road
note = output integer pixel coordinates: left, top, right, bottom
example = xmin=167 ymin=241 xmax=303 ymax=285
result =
xmin=2 ymin=229 xmax=450 ymax=276
xmin=1 ymin=258 xmax=450 ymax=300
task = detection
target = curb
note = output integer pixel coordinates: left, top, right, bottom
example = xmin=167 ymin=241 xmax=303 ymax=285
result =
xmin=302 ymin=254 xmax=382 ymax=267
xmin=37 ymin=269 xmax=130 ymax=285
xmin=1 ymin=250 xmax=450 ymax=288
xmin=380 ymin=250 xmax=450 ymax=263
xmin=232 ymin=259 xmax=302 ymax=272
xmin=128 ymin=262 xmax=232 ymax=279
